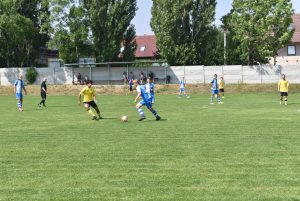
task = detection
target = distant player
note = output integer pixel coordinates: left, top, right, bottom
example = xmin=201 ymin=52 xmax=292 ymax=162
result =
xmin=128 ymin=72 xmax=134 ymax=95
xmin=146 ymin=77 xmax=155 ymax=104
xmin=38 ymin=78 xmax=48 ymax=107
xmin=134 ymin=78 xmax=161 ymax=121
xmin=14 ymin=75 xmax=27 ymax=111
xmin=78 ymin=80 xmax=102 ymax=120
xmin=210 ymin=74 xmax=222 ymax=104
xmin=219 ymin=76 xmax=225 ymax=98
xmin=278 ymin=74 xmax=289 ymax=105
xmin=178 ymin=77 xmax=189 ymax=98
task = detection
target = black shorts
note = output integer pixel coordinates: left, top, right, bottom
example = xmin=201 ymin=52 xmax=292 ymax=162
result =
xmin=84 ymin=101 xmax=98 ymax=109
xmin=219 ymin=88 xmax=224 ymax=93
xmin=280 ymin=92 xmax=288 ymax=97
xmin=41 ymin=92 xmax=47 ymax=100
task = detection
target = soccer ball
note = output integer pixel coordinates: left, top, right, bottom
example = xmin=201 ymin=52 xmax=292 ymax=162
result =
xmin=121 ymin=116 xmax=128 ymax=122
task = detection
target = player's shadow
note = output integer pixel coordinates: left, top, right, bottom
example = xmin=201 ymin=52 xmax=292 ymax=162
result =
xmin=47 ymin=105 xmax=76 ymax=108
xmin=142 ymin=118 xmax=167 ymax=122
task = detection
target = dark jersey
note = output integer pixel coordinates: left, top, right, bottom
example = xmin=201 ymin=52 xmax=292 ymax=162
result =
xmin=41 ymin=81 xmax=47 ymax=92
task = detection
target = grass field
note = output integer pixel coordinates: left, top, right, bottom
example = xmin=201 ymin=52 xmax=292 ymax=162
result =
xmin=0 ymin=93 xmax=299 ymax=200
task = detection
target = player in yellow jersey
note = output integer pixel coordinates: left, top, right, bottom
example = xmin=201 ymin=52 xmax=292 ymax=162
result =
xmin=278 ymin=74 xmax=289 ymax=105
xmin=78 ymin=80 xmax=102 ymax=120
xmin=219 ymin=77 xmax=225 ymax=98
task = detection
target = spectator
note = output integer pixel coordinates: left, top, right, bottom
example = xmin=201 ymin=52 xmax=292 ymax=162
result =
xmin=77 ymin=73 xmax=82 ymax=85
xmin=166 ymin=75 xmax=171 ymax=84
xmin=122 ymin=71 xmax=128 ymax=85
xmin=84 ymin=75 xmax=89 ymax=85
xmin=139 ymin=71 xmax=145 ymax=81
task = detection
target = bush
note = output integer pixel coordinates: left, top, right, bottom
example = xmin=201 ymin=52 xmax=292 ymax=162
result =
xmin=26 ymin=67 xmax=38 ymax=84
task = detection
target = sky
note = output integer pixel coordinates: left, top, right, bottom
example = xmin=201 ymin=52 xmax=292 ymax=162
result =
xmin=132 ymin=0 xmax=300 ymax=35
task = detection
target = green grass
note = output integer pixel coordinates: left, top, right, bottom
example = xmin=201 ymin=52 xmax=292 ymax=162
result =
xmin=0 ymin=93 xmax=299 ymax=201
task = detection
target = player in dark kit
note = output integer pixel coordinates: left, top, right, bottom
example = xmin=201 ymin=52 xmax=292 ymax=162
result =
xmin=38 ymin=78 xmax=48 ymax=107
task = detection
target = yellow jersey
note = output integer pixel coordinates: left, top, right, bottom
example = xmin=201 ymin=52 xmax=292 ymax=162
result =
xmin=219 ymin=80 xmax=225 ymax=89
xmin=278 ymin=80 xmax=289 ymax=92
xmin=80 ymin=86 xmax=96 ymax=102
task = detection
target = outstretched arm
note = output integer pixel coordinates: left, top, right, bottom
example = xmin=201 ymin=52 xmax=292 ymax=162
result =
xmin=23 ymin=86 xmax=27 ymax=95
xmin=78 ymin=94 xmax=82 ymax=105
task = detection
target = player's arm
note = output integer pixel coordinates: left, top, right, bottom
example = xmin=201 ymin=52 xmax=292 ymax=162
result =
xmin=278 ymin=82 xmax=280 ymax=91
xmin=134 ymin=92 xmax=141 ymax=103
xmin=42 ymin=87 xmax=47 ymax=93
xmin=23 ymin=85 xmax=27 ymax=95
xmin=78 ymin=93 xmax=82 ymax=105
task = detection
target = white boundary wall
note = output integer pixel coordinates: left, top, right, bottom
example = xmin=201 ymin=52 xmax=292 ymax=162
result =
xmin=0 ymin=65 xmax=300 ymax=85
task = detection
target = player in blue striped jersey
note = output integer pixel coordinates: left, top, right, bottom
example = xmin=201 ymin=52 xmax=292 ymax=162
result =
xmin=134 ymin=78 xmax=161 ymax=121
xmin=146 ymin=77 xmax=155 ymax=104
xmin=178 ymin=77 xmax=189 ymax=98
xmin=14 ymin=75 xmax=27 ymax=111
xmin=210 ymin=74 xmax=222 ymax=104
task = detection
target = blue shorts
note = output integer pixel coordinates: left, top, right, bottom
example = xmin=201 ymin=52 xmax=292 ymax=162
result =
xmin=16 ymin=93 xmax=23 ymax=99
xmin=150 ymin=97 xmax=155 ymax=104
xmin=139 ymin=100 xmax=152 ymax=109
xmin=180 ymin=88 xmax=185 ymax=92
xmin=212 ymin=89 xmax=219 ymax=95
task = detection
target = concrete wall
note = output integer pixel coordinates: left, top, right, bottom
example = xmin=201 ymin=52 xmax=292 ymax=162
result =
xmin=1 ymin=65 xmax=300 ymax=86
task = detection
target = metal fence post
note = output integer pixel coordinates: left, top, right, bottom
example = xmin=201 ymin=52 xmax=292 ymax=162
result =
xmin=260 ymin=65 xmax=262 ymax=84
xmin=89 ymin=67 xmax=92 ymax=82
xmin=165 ymin=66 xmax=167 ymax=84
xmin=203 ymin=66 xmax=205 ymax=85
xmin=108 ymin=63 xmax=111 ymax=85
xmin=241 ymin=65 xmax=243 ymax=83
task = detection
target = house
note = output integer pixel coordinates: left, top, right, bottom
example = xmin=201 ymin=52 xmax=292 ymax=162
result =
xmin=39 ymin=48 xmax=59 ymax=65
xmin=135 ymin=35 xmax=158 ymax=60
xmin=274 ymin=14 xmax=300 ymax=65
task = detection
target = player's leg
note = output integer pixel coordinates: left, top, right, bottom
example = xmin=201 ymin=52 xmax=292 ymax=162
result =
xmin=210 ymin=91 xmax=214 ymax=104
xmin=178 ymin=89 xmax=182 ymax=97
xmin=39 ymin=92 xmax=46 ymax=107
xmin=136 ymin=102 xmax=146 ymax=121
xmin=284 ymin=93 xmax=288 ymax=105
xmin=217 ymin=93 xmax=222 ymax=103
xmin=279 ymin=92 xmax=283 ymax=105
xmin=91 ymin=101 xmax=102 ymax=119
xmin=183 ymin=90 xmax=190 ymax=98
xmin=16 ymin=93 xmax=23 ymax=111
xmin=84 ymin=102 xmax=97 ymax=120
xmin=147 ymin=103 xmax=161 ymax=121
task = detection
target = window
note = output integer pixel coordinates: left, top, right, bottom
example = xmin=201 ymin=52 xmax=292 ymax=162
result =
xmin=287 ymin=45 xmax=296 ymax=55
xmin=140 ymin=46 xmax=146 ymax=52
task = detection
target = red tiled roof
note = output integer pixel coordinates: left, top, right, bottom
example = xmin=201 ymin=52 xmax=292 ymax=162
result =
xmin=135 ymin=35 xmax=157 ymax=58
xmin=292 ymin=14 xmax=300 ymax=42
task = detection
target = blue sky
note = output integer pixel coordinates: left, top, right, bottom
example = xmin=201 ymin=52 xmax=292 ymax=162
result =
xmin=132 ymin=0 xmax=300 ymax=35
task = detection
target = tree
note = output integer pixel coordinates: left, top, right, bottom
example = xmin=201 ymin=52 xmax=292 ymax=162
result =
xmin=120 ymin=24 xmax=137 ymax=62
xmin=0 ymin=0 xmax=50 ymax=67
xmin=224 ymin=0 xmax=294 ymax=65
xmin=16 ymin=0 xmax=51 ymax=66
xmin=49 ymin=1 xmax=92 ymax=63
xmin=0 ymin=0 xmax=35 ymax=67
xmin=151 ymin=0 xmax=217 ymax=66
xmin=83 ymin=0 xmax=137 ymax=62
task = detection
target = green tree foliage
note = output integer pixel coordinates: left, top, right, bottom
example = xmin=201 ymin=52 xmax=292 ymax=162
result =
xmin=26 ymin=67 xmax=38 ymax=84
xmin=83 ymin=0 xmax=137 ymax=62
xmin=0 ymin=0 xmax=50 ymax=67
xmin=224 ymin=0 xmax=294 ymax=65
xmin=120 ymin=24 xmax=137 ymax=62
xmin=151 ymin=0 xmax=217 ymax=66
xmin=49 ymin=1 xmax=92 ymax=63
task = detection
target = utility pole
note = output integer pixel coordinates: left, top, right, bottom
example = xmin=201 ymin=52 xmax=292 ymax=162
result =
xmin=224 ymin=29 xmax=227 ymax=65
